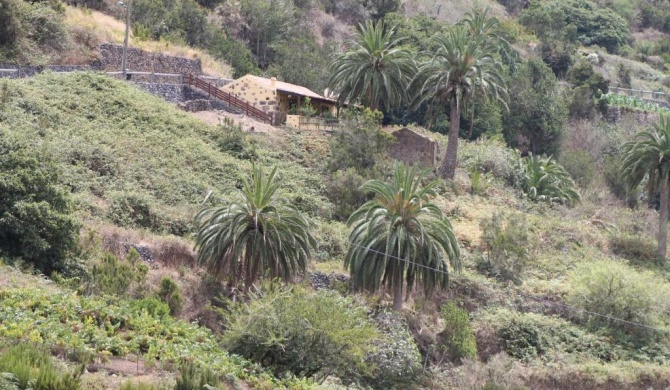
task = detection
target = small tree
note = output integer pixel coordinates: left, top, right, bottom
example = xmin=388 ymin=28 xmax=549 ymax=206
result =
xmin=0 ymin=136 xmax=80 ymax=275
xmin=345 ymin=164 xmax=460 ymax=310
xmin=193 ymin=164 xmax=316 ymax=288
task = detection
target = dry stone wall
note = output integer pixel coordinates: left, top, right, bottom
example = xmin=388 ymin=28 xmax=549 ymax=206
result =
xmin=97 ymin=43 xmax=202 ymax=82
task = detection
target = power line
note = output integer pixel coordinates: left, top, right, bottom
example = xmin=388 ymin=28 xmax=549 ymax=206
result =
xmin=344 ymin=239 xmax=670 ymax=335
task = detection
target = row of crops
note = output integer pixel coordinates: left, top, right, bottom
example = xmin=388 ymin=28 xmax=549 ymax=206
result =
xmin=600 ymin=92 xmax=670 ymax=114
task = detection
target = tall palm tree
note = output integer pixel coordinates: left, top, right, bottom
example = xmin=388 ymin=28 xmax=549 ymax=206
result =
xmin=345 ymin=164 xmax=460 ymax=311
xmin=411 ymin=25 xmax=509 ymax=180
xmin=460 ymin=7 xmax=517 ymax=67
xmin=194 ymin=164 xmax=316 ymax=288
xmin=327 ymin=19 xmax=417 ymax=112
xmin=621 ymin=114 xmax=670 ymax=259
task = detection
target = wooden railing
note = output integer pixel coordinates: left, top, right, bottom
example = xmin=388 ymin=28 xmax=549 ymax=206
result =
xmin=183 ymin=74 xmax=273 ymax=125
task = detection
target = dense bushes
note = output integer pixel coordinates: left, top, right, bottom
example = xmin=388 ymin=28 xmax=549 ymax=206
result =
xmin=519 ymin=0 xmax=631 ymax=53
xmin=363 ymin=311 xmax=422 ymax=389
xmin=559 ymin=150 xmax=596 ymax=188
xmin=479 ymin=309 xmax=619 ymax=362
xmin=131 ymin=0 xmax=213 ymax=47
xmin=610 ymin=233 xmax=661 ymax=264
xmin=222 ymin=283 xmax=378 ymax=382
xmin=566 ymin=260 xmax=670 ymax=341
xmin=0 ymin=135 xmax=80 ymax=275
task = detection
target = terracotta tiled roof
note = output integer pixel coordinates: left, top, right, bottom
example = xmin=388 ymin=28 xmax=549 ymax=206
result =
xmin=245 ymin=75 xmax=336 ymax=103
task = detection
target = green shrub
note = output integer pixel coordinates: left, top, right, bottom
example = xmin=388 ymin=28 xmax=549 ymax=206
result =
xmin=0 ymin=134 xmax=80 ymax=275
xmin=0 ymin=344 xmax=82 ymax=390
xmin=86 ymin=251 xmax=148 ymax=297
xmin=120 ymin=382 xmax=169 ymax=390
xmin=610 ymin=233 xmax=661 ymax=264
xmin=559 ymin=150 xmax=596 ymax=188
xmin=478 ymin=212 xmax=532 ymax=285
xmin=519 ymin=0 xmax=631 ymax=53
xmin=175 ymin=361 xmax=218 ymax=390
xmin=325 ymin=168 xmax=372 ymax=221
xmin=470 ymin=167 xmax=493 ymax=196
xmin=326 ymin=109 xmax=393 ymax=176
xmin=460 ymin=138 xmax=523 ymax=185
xmin=222 ymin=282 xmax=378 ymax=382
xmin=156 ymin=276 xmax=183 ymax=316
xmin=566 ymin=260 xmax=670 ymax=341
xmin=363 ymin=310 xmax=422 ymax=389
xmin=483 ymin=310 xmax=619 ymax=362
xmin=215 ymin=118 xmax=257 ymax=161
xmin=108 ymin=192 xmax=157 ymax=230
xmin=439 ymin=302 xmax=477 ymax=362
xmin=0 ymin=0 xmax=20 ymax=49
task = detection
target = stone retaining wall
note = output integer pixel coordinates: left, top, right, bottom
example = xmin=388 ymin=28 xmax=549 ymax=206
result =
xmin=97 ymin=43 xmax=202 ymax=83
xmin=0 ymin=65 xmax=96 ymax=78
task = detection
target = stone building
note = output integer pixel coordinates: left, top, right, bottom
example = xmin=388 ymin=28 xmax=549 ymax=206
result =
xmin=389 ymin=128 xmax=438 ymax=167
xmin=221 ymin=75 xmax=338 ymax=124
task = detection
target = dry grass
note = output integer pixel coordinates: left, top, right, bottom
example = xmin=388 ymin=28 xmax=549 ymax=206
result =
xmin=307 ymin=8 xmax=354 ymax=47
xmin=402 ymin=0 xmax=508 ymax=24
xmin=589 ymin=48 xmax=668 ymax=92
xmin=65 ymin=7 xmax=232 ymax=77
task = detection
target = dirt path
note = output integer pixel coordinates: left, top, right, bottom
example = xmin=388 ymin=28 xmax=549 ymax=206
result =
xmin=190 ymin=110 xmax=285 ymax=135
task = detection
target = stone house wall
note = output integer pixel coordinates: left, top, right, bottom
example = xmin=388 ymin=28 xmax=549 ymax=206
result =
xmin=390 ymin=128 xmax=438 ymax=168
xmin=221 ymin=75 xmax=280 ymax=116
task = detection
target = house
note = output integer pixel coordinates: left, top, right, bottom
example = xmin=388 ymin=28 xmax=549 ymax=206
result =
xmin=220 ymin=75 xmax=338 ymax=125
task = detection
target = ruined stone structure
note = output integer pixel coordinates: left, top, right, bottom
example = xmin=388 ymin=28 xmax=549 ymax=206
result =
xmin=390 ymin=128 xmax=438 ymax=168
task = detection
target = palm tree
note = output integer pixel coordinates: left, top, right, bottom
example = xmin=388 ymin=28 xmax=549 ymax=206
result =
xmin=327 ymin=19 xmax=417 ymax=112
xmin=521 ymin=154 xmax=580 ymax=207
xmin=194 ymin=164 xmax=316 ymax=288
xmin=345 ymin=164 xmax=460 ymax=311
xmin=411 ymin=24 xmax=509 ymax=180
xmin=621 ymin=114 xmax=670 ymax=259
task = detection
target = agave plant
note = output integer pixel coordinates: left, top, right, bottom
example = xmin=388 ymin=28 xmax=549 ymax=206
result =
xmin=521 ymin=154 xmax=580 ymax=206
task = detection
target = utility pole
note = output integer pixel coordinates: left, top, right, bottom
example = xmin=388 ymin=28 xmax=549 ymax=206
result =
xmin=118 ymin=0 xmax=131 ymax=80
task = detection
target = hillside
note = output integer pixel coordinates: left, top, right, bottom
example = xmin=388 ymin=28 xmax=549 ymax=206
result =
xmin=0 ymin=70 xmax=669 ymax=388
xmin=3 ymin=0 xmax=670 ymax=388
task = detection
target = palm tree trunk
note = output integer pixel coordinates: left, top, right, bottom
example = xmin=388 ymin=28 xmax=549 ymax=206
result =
xmin=440 ymin=98 xmax=460 ymax=180
xmin=659 ymin=176 xmax=669 ymax=260
xmin=393 ymin=269 xmax=403 ymax=311
xmin=468 ymin=102 xmax=475 ymax=139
